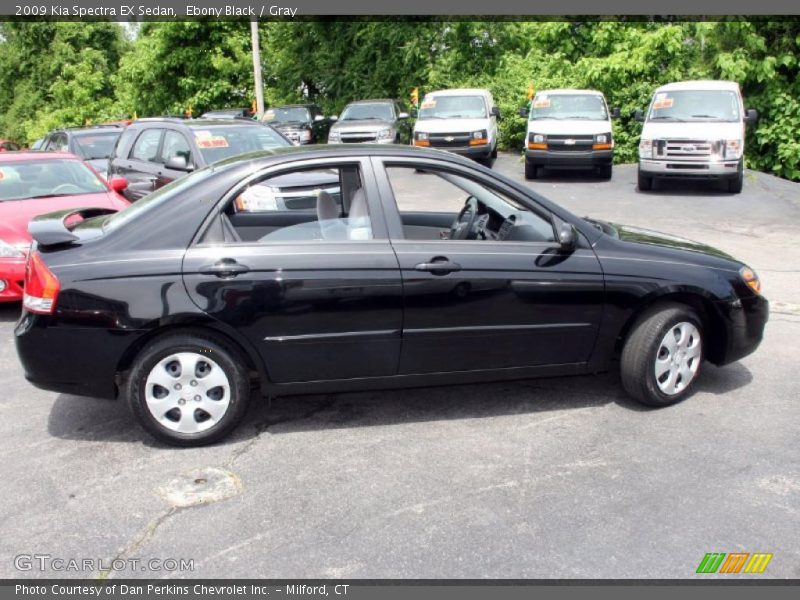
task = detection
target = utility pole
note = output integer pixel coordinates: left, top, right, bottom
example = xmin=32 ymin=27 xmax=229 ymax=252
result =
xmin=251 ymin=20 xmax=265 ymax=119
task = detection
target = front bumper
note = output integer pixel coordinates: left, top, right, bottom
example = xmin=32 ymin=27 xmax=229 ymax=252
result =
xmin=714 ymin=293 xmax=769 ymax=366
xmin=0 ymin=258 xmax=25 ymax=303
xmin=526 ymin=149 xmax=613 ymax=169
xmin=639 ymin=159 xmax=741 ymax=179
xmin=423 ymin=143 xmax=492 ymax=158
xmin=328 ymin=136 xmax=395 ymax=145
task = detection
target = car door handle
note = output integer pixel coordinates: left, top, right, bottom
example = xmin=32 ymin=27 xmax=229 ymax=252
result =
xmin=415 ymin=258 xmax=462 ymax=275
xmin=198 ymin=259 xmax=250 ymax=278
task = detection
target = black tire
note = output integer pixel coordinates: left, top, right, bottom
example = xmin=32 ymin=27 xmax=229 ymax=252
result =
xmin=491 ymin=144 xmax=498 ymax=159
xmin=479 ymin=156 xmax=495 ymax=169
xmin=637 ymin=167 xmax=653 ymax=191
xmin=728 ymin=162 xmax=744 ymax=193
xmin=524 ymin=160 xmax=538 ymax=180
xmin=620 ymin=303 xmax=704 ymax=408
xmin=126 ymin=333 xmax=251 ymax=446
xmin=598 ymin=164 xmax=613 ymax=180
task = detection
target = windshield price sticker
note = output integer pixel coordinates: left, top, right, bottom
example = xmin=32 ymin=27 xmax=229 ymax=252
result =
xmin=653 ymin=97 xmax=674 ymax=109
xmin=196 ymin=136 xmax=229 ymax=148
xmin=421 ymin=99 xmax=436 ymax=109
xmin=533 ymin=97 xmax=551 ymax=108
xmin=263 ymin=110 xmax=275 ymax=120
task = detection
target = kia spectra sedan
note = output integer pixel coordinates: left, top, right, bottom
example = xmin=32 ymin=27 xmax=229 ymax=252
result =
xmin=15 ymin=145 xmax=768 ymax=446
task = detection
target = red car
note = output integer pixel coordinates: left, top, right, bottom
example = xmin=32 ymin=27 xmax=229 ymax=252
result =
xmin=0 ymin=152 xmax=129 ymax=303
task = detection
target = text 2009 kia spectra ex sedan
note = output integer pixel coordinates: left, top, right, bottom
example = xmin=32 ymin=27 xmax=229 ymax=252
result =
xmin=15 ymin=145 xmax=768 ymax=446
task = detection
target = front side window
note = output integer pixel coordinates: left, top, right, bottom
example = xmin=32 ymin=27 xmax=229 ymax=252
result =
xmin=0 ymin=159 xmax=107 ymax=201
xmin=384 ymin=165 xmax=555 ymax=243
xmin=130 ymin=129 xmax=163 ymax=162
xmin=161 ymin=131 xmax=192 ymax=165
xmin=530 ymin=94 xmax=608 ymax=121
xmin=417 ymin=95 xmax=487 ymax=120
xmin=221 ymin=164 xmax=373 ymax=244
xmin=190 ymin=125 xmax=290 ymax=164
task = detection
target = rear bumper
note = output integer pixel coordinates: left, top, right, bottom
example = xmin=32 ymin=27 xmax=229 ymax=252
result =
xmin=640 ymin=159 xmax=741 ymax=179
xmin=0 ymin=258 xmax=25 ymax=303
xmin=526 ymin=149 xmax=613 ymax=169
xmin=14 ymin=313 xmax=144 ymax=399
xmin=714 ymin=293 xmax=769 ymax=366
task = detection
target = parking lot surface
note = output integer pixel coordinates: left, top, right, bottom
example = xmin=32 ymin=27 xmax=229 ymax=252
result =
xmin=1 ymin=155 xmax=799 ymax=579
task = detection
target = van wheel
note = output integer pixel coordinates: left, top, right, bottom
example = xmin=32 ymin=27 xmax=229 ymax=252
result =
xmin=637 ymin=168 xmax=653 ymax=191
xmin=621 ymin=303 xmax=704 ymax=407
xmin=126 ymin=333 xmax=250 ymax=446
xmin=598 ymin=164 xmax=613 ymax=179
xmin=525 ymin=160 xmax=538 ymax=180
xmin=491 ymin=145 xmax=498 ymax=159
xmin=728 ymin=163 xmax=744 ymax=193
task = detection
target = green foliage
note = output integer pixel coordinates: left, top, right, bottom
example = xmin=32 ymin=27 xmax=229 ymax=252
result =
xmin=0 ymin=19 xmax=798 ymax=180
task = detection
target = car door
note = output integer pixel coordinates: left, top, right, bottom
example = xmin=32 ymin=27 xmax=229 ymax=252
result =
xmin=372 ymin=157 xmax=605 ymax=375
xmin=121 ymin=128 xmax=165 ymax=201
xmin=182 ymin=156 xmax=403 ymax=384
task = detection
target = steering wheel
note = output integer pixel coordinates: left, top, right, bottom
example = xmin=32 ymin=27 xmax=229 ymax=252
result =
xmin=450 ymin=196 xmax=479 ymax=240
xmin=51 ymin=183 xmax=82 ymax=195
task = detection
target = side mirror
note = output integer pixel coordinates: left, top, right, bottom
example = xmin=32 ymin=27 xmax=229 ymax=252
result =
xmin=329 ymin=114 xmax=339 ymax=122
xmin=744 ymin=108 xmax=759 ymax=124
xmin=314 ymin=114 xmax=325 ymax=122
xmin=518 ymin=106 xmax=530 ymax=118
xmin=554 ymin=218 xmax=577 ymax=252
xmin=634 ymin=109 xmax=645 ymax=122
xmin=165 ymin=155 xmax=194 ymax=172
xmin=491 ymin=106 xmax=501 ymax=118
xmin=410 ymin=108 xmax=418 ymax=118
xmin=610 ymin=107 xmax=621 ymax=119
xmin=398 ymin=112 xmax=410 ymax=120
xmin=108 ymin=176 xmax=128 ymax=193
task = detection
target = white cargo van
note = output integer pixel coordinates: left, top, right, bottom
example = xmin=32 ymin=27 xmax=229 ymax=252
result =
xmin=636 ymin=80 xmax=758 ymax=193
xmin=520 ymin=89 xmax=619 ymax=180
xmin=412 ymin=89 xmax=500 ymax=166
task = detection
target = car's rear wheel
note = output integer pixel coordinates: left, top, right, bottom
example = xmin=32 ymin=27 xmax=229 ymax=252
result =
xmin=126 ymin=334 xmax=250 ymax=446
xmin=621 ymin=303 xmax=704 ymax=407
xmin=637 ymin=167 xmax=653 ymax=191
xmin=524 ymin=160 xmax=538 ymax=180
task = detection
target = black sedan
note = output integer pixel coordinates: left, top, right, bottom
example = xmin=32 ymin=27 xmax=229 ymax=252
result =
xmin=15 ymin=145 xmax=768 ymax=446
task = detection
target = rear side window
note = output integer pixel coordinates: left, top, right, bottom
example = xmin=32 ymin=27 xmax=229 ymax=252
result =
xmin=130 ymin=129 xmax=163 ymax=162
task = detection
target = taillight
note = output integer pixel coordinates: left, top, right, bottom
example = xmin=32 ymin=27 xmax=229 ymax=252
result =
xmin=23 ymin=251 xmax=60 ymax=314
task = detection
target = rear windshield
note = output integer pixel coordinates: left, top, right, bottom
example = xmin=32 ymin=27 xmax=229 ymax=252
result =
xmin=529 ymin=94 xmax=608 ymax=120
xmin=647 ymin=90 xmax=740 ymax=122
xmin=190 ymin=125 xmax=290 ymax=164
xmin=0 ymin=159 xmax=106 ymax=202
xmin=73 ymin=131 xmax=123 ymax=160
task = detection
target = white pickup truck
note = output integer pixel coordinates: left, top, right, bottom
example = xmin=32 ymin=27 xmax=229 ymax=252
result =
xmin=636 ymin=80 xmax=758 ymax=193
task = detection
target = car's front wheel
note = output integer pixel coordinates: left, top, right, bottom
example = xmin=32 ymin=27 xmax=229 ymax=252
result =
xmin=126 ymin=333 xmax=250 ymax=446
xmin=637 ymin=167 xmax=653 ymax=191
xmin=524 ymin=160 xmax=538 ymax=180
xmin=621 ymin=303 xmax=704 ymax=407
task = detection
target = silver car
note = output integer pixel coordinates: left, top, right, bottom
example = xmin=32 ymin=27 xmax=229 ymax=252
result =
xmin=327 ymin=99 xmax=411 ymax=145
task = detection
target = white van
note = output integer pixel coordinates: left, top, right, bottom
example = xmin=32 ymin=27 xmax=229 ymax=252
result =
xmin=636 ymin=80 xmax=758 ymax=193
xmin=412 ymin=89 xmax=500 ymax=166
xmin=520 ymin=89 xmax=619 ymax=180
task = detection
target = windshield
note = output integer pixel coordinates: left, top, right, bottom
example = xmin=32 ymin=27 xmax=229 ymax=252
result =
xmin=647 ymin=90 xmax=740 ymax=122
xmin=190 ymin=125 xmax=290 ymax=164
xmin=0 ymin=159 xmax=107 ymax=201
xmin=340 ymin=103 xmax=394 ymax=121
xmin=530 ymin=94 xmax=608 ymax=120
xmin=263 ymin=107 xmax=311 ymax=124
xmin=418 ymin=95 xmax=487 ymax=119
xmin=73 ymin=131 xmax=122 ymax=160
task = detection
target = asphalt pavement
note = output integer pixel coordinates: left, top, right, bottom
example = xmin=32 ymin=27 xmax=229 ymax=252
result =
xmin=1 ymin=155 xmax=798 ymax=579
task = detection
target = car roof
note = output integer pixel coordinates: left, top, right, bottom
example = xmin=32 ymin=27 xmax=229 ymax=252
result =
xmin=273 ymin=103 xmax=317 ymax=108
xmin=655 ymin=80 xmax=740 ymax=93
xmin=131 ymin=118 xmax=261 ymax=128
xmin=345 ymin=99 xmax=397 ymax=105
xmin=535 ymin=89 xmax=605 ymax=96
xmin=53 ymin=125 xmax=125 ymax=134
xmin=426 ymin=88 xmax=492 ymax=97
xmin=0 ymin=151 xmax=81 ymax=162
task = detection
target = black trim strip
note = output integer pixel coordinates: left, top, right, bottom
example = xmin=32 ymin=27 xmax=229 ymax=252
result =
xmin=264 ymin=329 xmax=400 ymax=343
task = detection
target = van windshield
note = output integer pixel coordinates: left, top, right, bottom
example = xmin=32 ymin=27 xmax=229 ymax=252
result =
xmin=418 ymin=95 xmax=487 ymax=119
xmin=529 ymin=94 xmax=608 ymax=120
xmin=647 ymin=90 xmax=740 ymax=122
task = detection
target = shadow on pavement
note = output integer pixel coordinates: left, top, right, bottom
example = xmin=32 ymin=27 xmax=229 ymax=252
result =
xmin=47 ymin=361 xmax=753 ymax=446
xmin=0 ymin=304 xmax=20 ymax=323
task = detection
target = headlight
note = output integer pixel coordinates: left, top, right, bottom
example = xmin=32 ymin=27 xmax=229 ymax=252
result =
xmin=415 ymin=131 xmax=428 ymax=141
xmin=531 ymin=133 xmax=545 ymax=144
xmin=377 ymin=128 xmax=394 ymax=140
xmin=328 ymin=131 xmax=340 ymax=142
xmin=593 ymin=133 xmax=613 ymax=150
xmin=739 ymin=266 xmax=762 ymax=295
xmin=472 ymin=130 xmax=487 ymax=140
xmin=234 ymin=186 xmax=279 ymax=212
xmin=725 ymin=139 xmax=743 ymax=160
xmin=0 ymin=240 xmax=24 ymax=258
xmin=639 ymin=139 xmax=654 ymax=159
